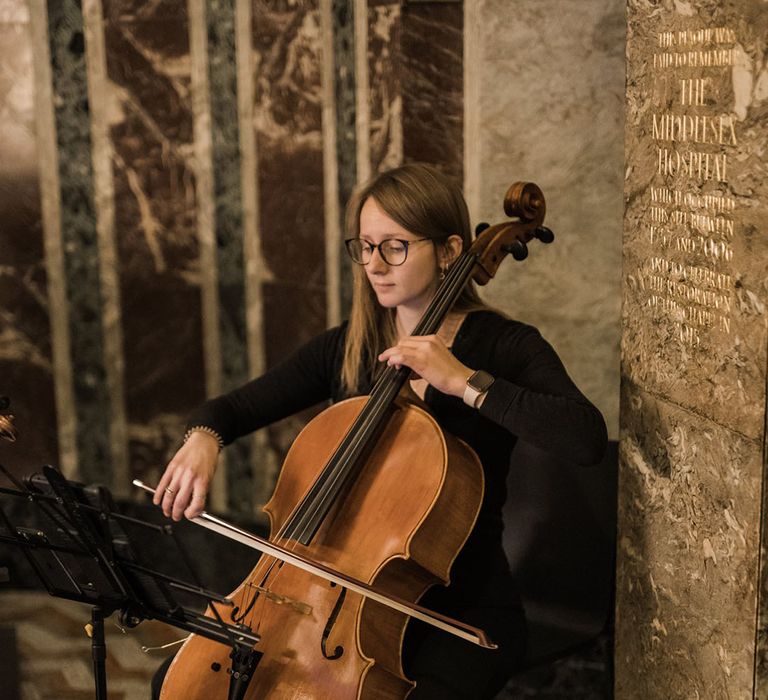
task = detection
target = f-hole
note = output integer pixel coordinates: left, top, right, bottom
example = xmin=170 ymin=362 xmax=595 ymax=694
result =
xmin=321 ymin=582 xmax=346 ymax=660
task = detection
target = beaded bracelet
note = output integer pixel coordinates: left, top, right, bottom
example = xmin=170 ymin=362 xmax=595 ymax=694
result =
xmin=183 ymin=426 xmax=224 ymax=451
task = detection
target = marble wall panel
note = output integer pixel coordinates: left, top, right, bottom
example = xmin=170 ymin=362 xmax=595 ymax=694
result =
xmin=251 ymin=1 xmax=327 ymax=466
xmin=0 ymin=2 xmax=58 ymax=477
xmin=252 ymin=1 xmax=327 ymax=431
xmin=330 ymin=0 xmax=356 ymax=317
xmin=367 ymin=1 xmax=400 ymax=174
xmin=618 ymin=1 xmax=768 ymax=697
xmin=622 ymin=0 xmax=768 ymax=441
xmin=757 ymin=446 xmax=768 ymax=697
xmin=331 ymin=0 xmax=356 ymax=193
xmin=467 ymin=0 xmax=625 ymax=439
xmin=401 ymin=1 xmax=462 ymax=179
xmin=365 ymin=1 xmax=461 ymax=178
xmin=616 ymin=381 xmax=762 ymax=698
xmin=101 ymin=0 xmax=206 ymax=482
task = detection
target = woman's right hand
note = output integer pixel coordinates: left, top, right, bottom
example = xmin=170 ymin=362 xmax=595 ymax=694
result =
xmin=153 ymin=431 xmax=220 ymax=521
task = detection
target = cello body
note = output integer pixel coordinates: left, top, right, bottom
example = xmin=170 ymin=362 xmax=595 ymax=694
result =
xmin=160 ymin=396 xmax=483 ymax=699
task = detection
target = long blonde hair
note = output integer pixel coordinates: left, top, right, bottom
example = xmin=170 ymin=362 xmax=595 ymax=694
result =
xmin=341 ymin=164 xmax=485 ymax=395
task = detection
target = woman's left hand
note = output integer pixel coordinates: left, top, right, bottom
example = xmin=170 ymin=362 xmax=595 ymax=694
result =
xmin=378 ymin=335 xmax=473 ymax=399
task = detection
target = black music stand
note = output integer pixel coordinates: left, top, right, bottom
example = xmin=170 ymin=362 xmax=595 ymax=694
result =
xmin=0 ymin=464 xmax=262 ymax=700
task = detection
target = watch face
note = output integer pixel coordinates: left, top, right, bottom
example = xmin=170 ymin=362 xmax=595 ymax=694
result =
xmin=469 ymin=370 xmax=494 ymax=392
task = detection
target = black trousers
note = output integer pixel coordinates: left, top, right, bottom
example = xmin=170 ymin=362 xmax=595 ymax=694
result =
xmin=402 ymin=569 xmax=527 ymax=700
xmin=152 ymin=571 xmax=526 ymax=700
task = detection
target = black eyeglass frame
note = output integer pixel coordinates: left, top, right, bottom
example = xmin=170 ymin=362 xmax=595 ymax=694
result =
xmin=344 ymin=237 xmax=436 ymax=266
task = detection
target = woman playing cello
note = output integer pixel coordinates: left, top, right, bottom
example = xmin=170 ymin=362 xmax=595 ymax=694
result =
xmin=152 ymin=163 xmax=607 ymax=699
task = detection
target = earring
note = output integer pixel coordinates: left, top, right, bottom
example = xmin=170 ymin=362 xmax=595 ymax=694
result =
xmin=439 ymin=267 xmax=446 ymax=281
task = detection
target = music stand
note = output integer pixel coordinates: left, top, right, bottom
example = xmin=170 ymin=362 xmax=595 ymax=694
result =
xmin=0 ymin=464 xmax=262 ymax=700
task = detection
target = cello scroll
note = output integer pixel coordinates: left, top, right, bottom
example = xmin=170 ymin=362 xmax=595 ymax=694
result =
xmin=469 ymin=182 xmax=554 ymax=285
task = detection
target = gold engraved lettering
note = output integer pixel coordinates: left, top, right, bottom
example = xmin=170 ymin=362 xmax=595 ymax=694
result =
xmin=644 ymin=25 xmax=738 ymax=350
xmin=647 ymin=226 xmax=668 ymax=246
xmin=680 ymin=78 xmax=710 ymax=106
xmin=650 ymin=186 xmax=673 ymax=204
xmin=683 ymin=191 xmax=735 ymax=214
xmin=669 ymin=278 xmax=732 ymax=312
xmin=671 ymin=234 xmax=734 ymax=256
xmin=651 ymin=48 xmax=734 ymax=69
xmin=675 ymin=237 xmax=697 ymax=254
xmin=651 ymin=114 xmax=737 ymax=146
xmin=647 ymin=294 xmax=679 ymax=314
xmin=688 ymin=213 xmax=734 ymax=238
xmin=659 ymin=31 xmax=676 ymax=48
xmin=657 ymin=148 xmax=727 ymax=182
xmin=701 ymin=237 xmax=733 ymax=262
xmin=714 ymin=27 xmax=736 ymax=43
xmin=649 ymin=206 xmax=669 ymax=223
xmin=684 ymin=306 xmax=714 ymax=329
xmin=646 ymin=292 xmax=729 ymax=330
xmin=676 ymin=27 xmax=736 ymax=46
xmin=687 ymin=48 xmax=734 ymax=67
xmin=647 ymin=257 xmax=733 ymax=291
xmin=678 ymin=325 xmax=701 ymax=346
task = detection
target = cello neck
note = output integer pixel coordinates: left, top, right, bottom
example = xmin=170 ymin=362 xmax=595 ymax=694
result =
xmin=279 ymin=250 xmax=479 ymax=546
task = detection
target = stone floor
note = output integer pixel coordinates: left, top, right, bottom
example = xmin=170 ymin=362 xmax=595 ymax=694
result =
xmin=0 ymin=591 xmax=180 ymax=700
xmin=502 ymin=632 xmax=613 ymax=699
xmin=0 ymin=590 xmax=612 ymax=699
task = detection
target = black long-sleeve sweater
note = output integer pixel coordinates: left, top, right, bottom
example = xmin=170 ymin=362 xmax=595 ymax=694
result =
xmin=187 ymin=310 xmax=607 ymax=581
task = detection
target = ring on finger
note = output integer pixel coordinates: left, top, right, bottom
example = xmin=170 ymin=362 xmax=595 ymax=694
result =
xmin=166 ymin=487 xmax=175 ymax=495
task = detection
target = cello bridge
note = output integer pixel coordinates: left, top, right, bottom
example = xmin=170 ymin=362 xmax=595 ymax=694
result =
xmin=247 ymin=582 xmax=313 ymax=616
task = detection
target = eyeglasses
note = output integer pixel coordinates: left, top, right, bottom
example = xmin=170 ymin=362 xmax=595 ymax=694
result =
xmin=344 ymin=238 xmax=433 ymax=266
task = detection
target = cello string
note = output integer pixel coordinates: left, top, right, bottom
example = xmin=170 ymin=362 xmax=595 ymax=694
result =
xmin=285 ymin=253 xmax=477 ymax=548
xmin=284 ymin=313 xmax=450 ymax=541
xmin=236 ymin=375 xmax=408 ymax=621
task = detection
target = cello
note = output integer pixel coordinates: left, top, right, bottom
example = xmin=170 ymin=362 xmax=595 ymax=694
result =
xmin=157 ymin=181 xmax=552 ymax=699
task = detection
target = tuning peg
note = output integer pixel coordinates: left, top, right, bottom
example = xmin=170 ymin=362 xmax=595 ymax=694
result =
xmin=534 ymin=226 xmax=554 ymax=243
xmin=475 ymin=222 xmax=490 ymax=236
xmin=502 ymin=241 xmax=528 ymax=261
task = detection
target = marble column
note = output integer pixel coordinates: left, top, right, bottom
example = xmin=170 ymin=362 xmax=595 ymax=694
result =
xmin=401 ymin=0 xmax=463 ymax=180
xmin=616 ymin=1 xmax=768 ymax=697
xmin=251 ymin=1 xmax=329 ymax=466
xmin=364 ymin=0 xmax=463 ymax=177
xmin=366 ymin=0 xmax=401 ymax=174
xmin=331 ymin=0 xmax=357 ymax=320
xmin=100 ymin=0 xmax=206 ymax=487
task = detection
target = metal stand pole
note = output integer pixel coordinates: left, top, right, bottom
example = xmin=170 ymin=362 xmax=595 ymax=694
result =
xmin=87 ymin=606 xmax=108 ymax=700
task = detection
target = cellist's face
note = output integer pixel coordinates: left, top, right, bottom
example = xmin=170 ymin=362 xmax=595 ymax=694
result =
xmin=358 ymin=197 xmax=441 ymax=315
